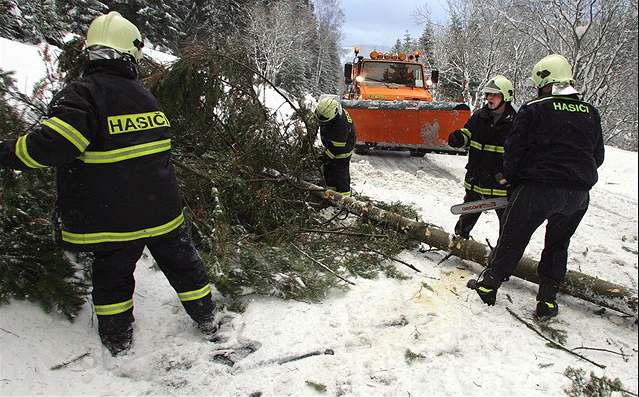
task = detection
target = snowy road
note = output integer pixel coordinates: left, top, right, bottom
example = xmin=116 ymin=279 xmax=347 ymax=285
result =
xmin=2 ymin=148 xmax=637 ymax=396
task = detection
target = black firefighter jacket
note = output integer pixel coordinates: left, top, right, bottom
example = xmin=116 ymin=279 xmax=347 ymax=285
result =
xmin=452 ymin=103 xmax=516 ymax=197
xmin=0 ymin=59 xmax=183 ymax=251
xmin=320 ymin=109 xmax=356 ymax=160
xmin=504 ymin=95 xmax=604 ymax=190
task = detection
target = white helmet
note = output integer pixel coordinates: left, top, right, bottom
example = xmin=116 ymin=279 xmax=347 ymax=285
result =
xmin=483 ymin=75 xmax=514 ymax=102
xmin=86 ymin=11 xmax=144 ymax=61
xmin=315 ymin=95 xmax=342 ymax=124
xmin=531 ymin=54 xmax=574 ymax=89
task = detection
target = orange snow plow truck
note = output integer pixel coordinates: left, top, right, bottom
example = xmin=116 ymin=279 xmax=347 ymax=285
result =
xmin=342 ymin=48 xmax=470 ymax=157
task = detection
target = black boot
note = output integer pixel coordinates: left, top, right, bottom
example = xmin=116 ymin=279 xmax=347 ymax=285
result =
xmin=535 ymin=282 xmax=559 ymax=319
xmin=182 ymin=294 xmax=219 ymax=337
xmin=535 ymin=301 xmax=559 ymax=318
xmin=98 ymin=311 xmax=134 ymax=356
xmin=467 ymin=270 xmax=501 ymax=306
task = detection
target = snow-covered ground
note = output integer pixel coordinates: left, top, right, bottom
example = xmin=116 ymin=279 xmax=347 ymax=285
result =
xmin=1 ymin=36 xmax=638 ymax=397
xmin=1 ymin=148 xmax=637 ymax=396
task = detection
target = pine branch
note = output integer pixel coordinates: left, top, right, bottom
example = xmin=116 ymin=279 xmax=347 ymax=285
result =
xmin=290 ymin=243 xmax=355 ymax=286
xmin=50 ymin=352 xmax=90 ymax=370
xmin=571 ymin=346 xmax=630 ymax=360
xmin=366 ymin=247 xmax=422 ymax=273
xmin=298 ymin=228 xmax=387 ymax=238
xmin=505 ymin=307 xmax=606 ymax=369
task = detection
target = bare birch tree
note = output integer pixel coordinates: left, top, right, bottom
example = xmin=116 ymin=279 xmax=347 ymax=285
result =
xmin=245 ymin=0 xmax=312 ymax=94
xmin=482 ymin=0 xmax=638 ymax=147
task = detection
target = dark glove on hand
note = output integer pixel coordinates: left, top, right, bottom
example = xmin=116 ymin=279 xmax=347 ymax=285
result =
xmin=495 ymin=172 xmax=509 ymax=187
xmin=447 ymin=130 xmax=465 ymax=148
xmin=494 ymin=173 xmax=512 ymax=199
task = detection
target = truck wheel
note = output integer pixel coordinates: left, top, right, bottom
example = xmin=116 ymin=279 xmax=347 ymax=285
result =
xmin=409 ymin=150 xmax=426 ymax=157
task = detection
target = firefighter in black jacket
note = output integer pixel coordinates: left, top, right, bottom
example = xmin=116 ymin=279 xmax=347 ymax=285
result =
xmin=315 ymin=96 xmax=356 ymax=196
xmin=0 ymin=12 xmax=218 ymax=355
xmin=468 ymin=54 xmax=605 ymax=319
xmin=448 ymin=75 xmax=516 ymax=239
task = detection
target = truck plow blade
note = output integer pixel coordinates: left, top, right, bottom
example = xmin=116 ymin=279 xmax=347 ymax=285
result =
xmin=341 ymin=100 xmax=471 ymax=154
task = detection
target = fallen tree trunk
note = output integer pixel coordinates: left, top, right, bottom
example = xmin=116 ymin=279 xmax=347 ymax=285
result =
xmin=298 ymin=180 xmax=638 ymax=316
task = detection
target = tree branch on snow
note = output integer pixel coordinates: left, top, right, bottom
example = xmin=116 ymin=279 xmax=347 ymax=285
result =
xmin=505 ymin=307 xmax=606 ymax=369
xmin=291 ymin=243 xmax=356 ymax=286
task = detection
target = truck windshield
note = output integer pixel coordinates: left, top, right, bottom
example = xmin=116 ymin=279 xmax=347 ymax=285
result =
xmin=361 ymin=62 xmax=423 ymax=86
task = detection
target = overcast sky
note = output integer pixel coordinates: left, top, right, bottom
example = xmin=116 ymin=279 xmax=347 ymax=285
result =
xmin=340 ymin=0 xmax=448 ymax=48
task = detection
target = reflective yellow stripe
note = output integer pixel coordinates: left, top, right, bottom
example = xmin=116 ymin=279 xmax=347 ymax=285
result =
xmin=544 ymin=302 xmax=556 ymax=309
xmin=15 ymin=135 xmax=46 ymax=168
xmin=478 ymin=286 xmax=493 ymax=293
xmin=469 ymin=140 xmax=504 ymax=153
xmin=483 ymin=144 xmax=505 ymax=153
xmin=62 ymin=212 xmax=184 ymax=245
xmin=95 ymin=299 xmax=133 ymax=316
xmin=177 ymin=284 xmax=211 ymax=302
xmin=338 ymin=191 xmax=352 ymax=197
xmin=331 ymin=140 xmax=347 ymax=147
xmin=464 ymin=181 xmax=508 ymax=197
xmin=41 ymin=117 xmax=89 ymax=152
xmin=324 ymin=149 xmax=352 ymax=159
xmin=460 ymin=128 xmax=471 ymax=145
xmin=77 ymin=139 xmax=171 ymax=163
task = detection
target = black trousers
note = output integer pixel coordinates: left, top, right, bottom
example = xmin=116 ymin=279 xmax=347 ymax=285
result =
xmin=454 ymin=190 xmax=505 ymax=239
xmin=91 ymin=225 xmax=215 ymax=336
xmin=323 ymin=157 xmax=351 ymax=195
xmin=487 ymin=184 xmax=589 ymax=287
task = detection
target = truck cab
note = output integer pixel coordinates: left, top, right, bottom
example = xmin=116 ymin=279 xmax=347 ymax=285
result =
xmin=341 ymin=48 xmax=468 ymax=157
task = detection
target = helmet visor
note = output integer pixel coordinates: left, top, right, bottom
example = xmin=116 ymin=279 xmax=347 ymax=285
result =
xmin=317 ymin=114 xmax=333 ymax=125
xmin=483 ymin=86 xmax=502 ymax=95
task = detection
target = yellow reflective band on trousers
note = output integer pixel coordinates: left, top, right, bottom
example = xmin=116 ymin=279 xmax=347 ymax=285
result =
xmin=331 ymin=140 xmax=347 ymax=147
xmin=324 ymin=149 xmax=353 ymax=159
xmin=95 ymin=299 xmax=133 ymax=316
xmin=61 ymin=212 xmax=185 ymax=245
xmin=15 ymin=135 xmax=46 ymax=168
xmin=77 ymin=139 xmax=171 ymax=163
xmin=339 ymin=191 xmax=352 ymax=197
xmin=464 ymin=181 xmax=507 ymax=197
xmin=41 ymin=117 xmax=90 ymax=152
xmin=469 ymin=140 xmax=504 ymax=153
xmin=478 ymin=286 xmax=493 ymax=293
xmin=177 ymin=284 xmax=212 ymax=302
xmin=107 ymin=111 xmax=171 ymax=134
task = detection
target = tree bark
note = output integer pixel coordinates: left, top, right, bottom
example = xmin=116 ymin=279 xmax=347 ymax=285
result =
xmin=299 ymin=180 xmax=638 ymax=316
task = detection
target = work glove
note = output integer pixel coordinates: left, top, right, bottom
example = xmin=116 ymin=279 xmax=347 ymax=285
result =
xmin=447 ymin=130 xmax=465 ymax=148
xmin=495 ymin=173 xmax=515 ymax=199
xmin=495 ymin=172 xmax=509 ymax=187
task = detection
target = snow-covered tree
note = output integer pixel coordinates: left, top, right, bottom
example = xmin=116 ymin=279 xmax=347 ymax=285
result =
xmin=312 ymin=0 xmax=344 ymax=95
xmin=245 ymin=0 xmax=318 ymax=96
xmin=482 ymin=0 xmax=638 ymax=148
